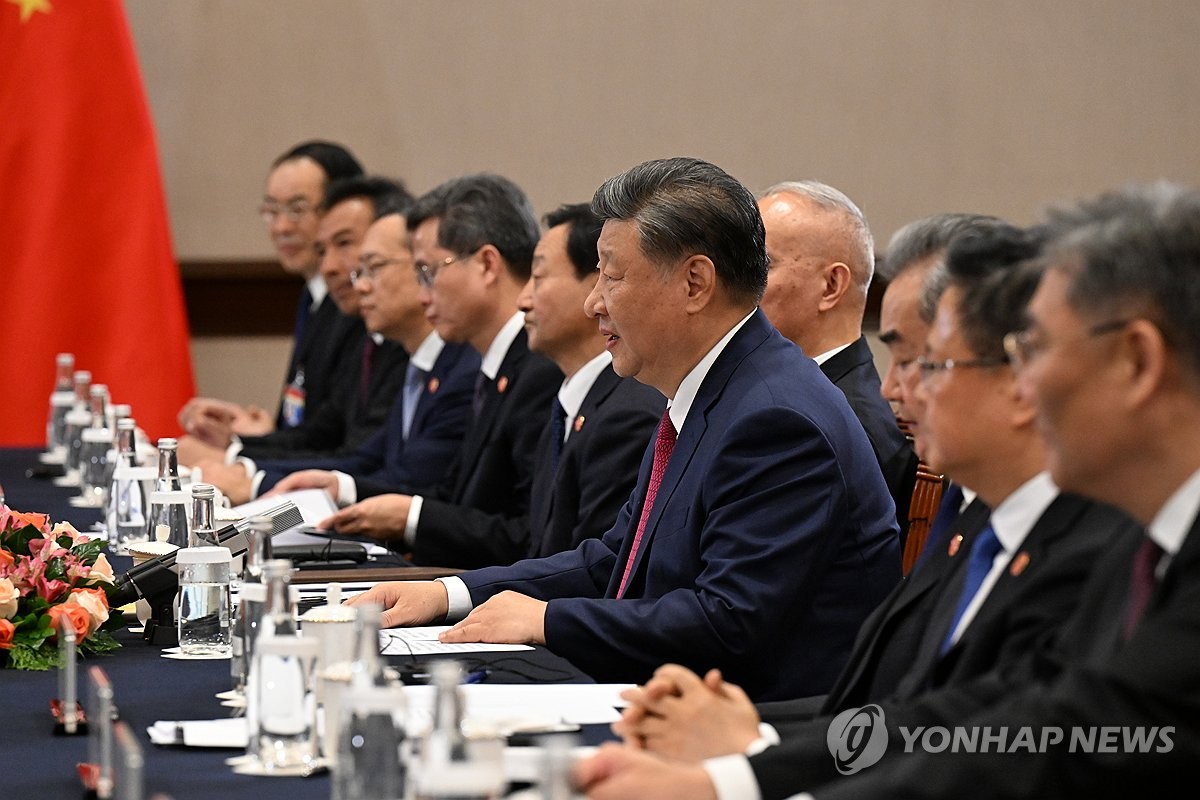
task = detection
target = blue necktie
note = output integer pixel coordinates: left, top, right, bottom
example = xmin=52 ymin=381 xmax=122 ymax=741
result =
xmin=940 ymin=523 xmax=1003 ymax=655
xmin=400 ymin=363 xmax=424 ymax=441
xmin=548 ymin=398 xmax=567 ymax=472
xmin=916 ymin=482 xmax=965 ymax=571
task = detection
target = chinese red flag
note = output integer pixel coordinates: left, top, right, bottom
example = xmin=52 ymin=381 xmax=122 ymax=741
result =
xmin=0 ymin=0 xmax=194 ymax=446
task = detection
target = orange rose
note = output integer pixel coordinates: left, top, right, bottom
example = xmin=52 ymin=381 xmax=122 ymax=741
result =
xmin=7 ymin=510 xmax=49 ymax=531
xmin=0 ymin=549 xmax=13 ymax=570
xmin=65 ymin=588 xmax=110 ymax=634
xmin=48 ymin=603 xmax=90 ymax=641
xmin=0 ymin=618 xmax=13 ymax=650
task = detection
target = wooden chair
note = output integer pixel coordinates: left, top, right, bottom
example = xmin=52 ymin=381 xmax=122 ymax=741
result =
xmin=902 ymin=463 xmax=945 ymax=575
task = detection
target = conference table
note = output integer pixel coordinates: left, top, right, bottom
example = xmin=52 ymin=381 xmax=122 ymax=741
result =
xmin=0 ymin=448 xmax=610 ymax=798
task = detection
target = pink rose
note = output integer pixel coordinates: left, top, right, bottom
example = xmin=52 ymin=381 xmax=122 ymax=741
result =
xmin=65 ymin=588 xmax=110 ymax=635
xmin=89 ymin=553 xmax=115 ymax=584
xmin=0 ymin=577 xmax=17 ymax=620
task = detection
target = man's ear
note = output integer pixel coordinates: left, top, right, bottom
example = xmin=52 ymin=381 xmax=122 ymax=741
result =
xmin=818 ymin=262 xmax=852 ymax=312
xmin=476 ymin=244 xmax=505 ymax=287
xmin=682 ymin=255 xmax=717 ymax=314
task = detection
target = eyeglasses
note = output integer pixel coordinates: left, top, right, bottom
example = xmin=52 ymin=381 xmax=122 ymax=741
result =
xmin=259 ymin=199 xmax=316 ymax=224
xmin=1002 ymin=318 xmax=1130 ymax=369
xmin=350 ymin=257 xmax=405 ymax=288
xmin=915 ymin=355 xmax=1009 ymax=383
xmin=415 ymin=249 xmax=478 ymax=289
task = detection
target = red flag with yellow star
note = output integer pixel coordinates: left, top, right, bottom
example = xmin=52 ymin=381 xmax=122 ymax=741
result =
xmin=0 ymin=0 xmax=194 ymax=445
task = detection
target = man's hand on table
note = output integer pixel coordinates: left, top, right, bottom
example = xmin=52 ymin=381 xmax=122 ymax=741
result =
xmin=318 ymin=493 xmax=411 ymax=540
xmin=346 ymin=580 xmax=449 ymax=628
xmin=439 ymin=590 xmax=547 ymax=646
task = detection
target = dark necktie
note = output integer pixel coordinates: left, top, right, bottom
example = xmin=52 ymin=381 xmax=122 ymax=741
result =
xmin=400 ymin=362 xmax=424 ymax=441
xmin=1122 ymin=536 xmax=1164 ymax=640
xmin=287 ymin=287 xmax=314 ymax=376
xmin=916 ymin=482 xmax=965 ymax=571
xmin=548 ymin=398 xmax=567 ymax=472
xmin=471 ymin=372 xmax=490 ymax=420
xmin=616 ymin=408 xmax=677 ymax=599
xmin=939 ymin=523 xmax=1003 ymax=655
xmin=358 ymin=337 xmax=378 ymax=415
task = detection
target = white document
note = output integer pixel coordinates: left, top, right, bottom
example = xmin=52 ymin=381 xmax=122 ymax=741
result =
xmin=379 ymin=626 xmax=535 ymax=656
xmin=147 ymin=718 xmax=249 ymax=748
xmin=231 ymin=488 xmax=337 ymax=527
xmin=403 ymin=682 xmax=632 ymax=734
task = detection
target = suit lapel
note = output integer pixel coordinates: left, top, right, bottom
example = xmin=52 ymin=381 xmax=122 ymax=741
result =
xmin=620 ymin=312 xmax=772 ymax=592
xmin=454 ymin=333 xmax=529 ymax=497
xmin=539 ymin=366 xmax=621 ymax=537
xmin=817 ymin=336 xmax=870 ymax=385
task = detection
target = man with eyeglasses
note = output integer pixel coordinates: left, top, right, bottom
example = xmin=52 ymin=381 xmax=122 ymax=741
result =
xmin=178 ymin=140 xmax=365 ymax=450
xmin=190 ymin=177 xmax=418 ymax=503
xmin=256 ymin=210 xmax=479 ymax=504
xmin=314 ymin=174 xmax=563 ymax=568
xmin=575 ymin=218 xmax=1142 ymax=800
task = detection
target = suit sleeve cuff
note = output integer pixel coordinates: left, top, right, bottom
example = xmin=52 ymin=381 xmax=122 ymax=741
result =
xmin=703 ymin=754 xmax=762 ymax=800
xmin=332 ymin=471 xmax=357 ymax=507
xmin=435 ymin=576 xmax=474 ymax=622
xmin=405 ymin=495 xmax=423 ymax=547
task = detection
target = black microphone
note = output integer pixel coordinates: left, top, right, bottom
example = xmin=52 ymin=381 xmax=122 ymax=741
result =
xmin=109 ymin=500 xmax=304 ymax=608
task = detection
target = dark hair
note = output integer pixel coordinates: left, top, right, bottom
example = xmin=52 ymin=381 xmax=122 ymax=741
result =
xmin=407 ymin=174 xmax=540 ymax=280
xmin=322 ymin=176 xmax=414 ymax=219
xmin=543 ymin=203 xmax=604 ymax=280
xmin=591 ymin=157 xmax=767 ymax=303
xmin=1043 ymin=182 xmax=1200 ymax=377
xmin=272 ymin=140 xmax=364 ymax=186
xmin=943 ymin=225 xmax=1045 ymax=361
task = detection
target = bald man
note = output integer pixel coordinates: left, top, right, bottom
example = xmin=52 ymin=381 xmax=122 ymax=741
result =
xmin=758 ymin=181 xmax=917 ymax=538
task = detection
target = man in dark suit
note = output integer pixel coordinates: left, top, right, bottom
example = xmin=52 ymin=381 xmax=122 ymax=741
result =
xmin=391 ymin=202 xmax=661 ymax=567
xmin=576 ymin=186 xmax=1199 ymax=799
xmin=178 ymin=140 xmax=365 ymax=446
xmin=240 ymin=210 xmax=478 ymax=503
xmin=756 ymin=181 xmax=917 ymax=541
xmin=350 ymin=158 xmax=900 ymax=702
xmin=188 ymin=177 xmax=415 ymax=501
xmin=319 ymin=175 xmax=563 ymax=568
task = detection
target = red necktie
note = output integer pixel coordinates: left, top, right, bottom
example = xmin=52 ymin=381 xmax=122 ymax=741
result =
xmin=1122 ymin=536 xmax=1164 ymax=640
xmin=616 ymin=408 xmax=676 ymax=598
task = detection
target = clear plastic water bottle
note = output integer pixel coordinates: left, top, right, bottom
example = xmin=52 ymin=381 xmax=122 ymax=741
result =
xmin=245 ymin=559 xmax=298 ymax=765
xmin=230 ymin=517 xmax=274 ymax=693
xmin=149 ymin=439 xmax=189 ymax=547
xmin=414 ymin=661 xmax=505 ymax=800
xmin=107 ymin=419 xmax=154 ymax=554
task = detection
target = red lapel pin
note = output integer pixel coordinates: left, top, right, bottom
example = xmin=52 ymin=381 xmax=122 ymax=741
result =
xmin=1010 ymin=552 xmax=1030 ymax=576
xmin=574 ymin=415 xmax=585 ymax=432
xmin=497 ymin=376 xmax=509 ymax=393
xmin=948 ymin=534 xmax=963 ymax=557
xmin=427 ymin=377 xmax=439 ymax=394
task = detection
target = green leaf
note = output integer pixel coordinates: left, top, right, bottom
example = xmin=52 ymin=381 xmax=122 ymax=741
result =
xmin=80 ymin=631 xmax=121 ymax=655
xmin=70 ymin=539 xmax=106 ymax=563
xmin=7 ymin=641 xmax=61 ymax=671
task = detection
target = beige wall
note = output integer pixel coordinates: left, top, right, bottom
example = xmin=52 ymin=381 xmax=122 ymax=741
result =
xmin=126 ymin=0 xmax=1200 ymax=401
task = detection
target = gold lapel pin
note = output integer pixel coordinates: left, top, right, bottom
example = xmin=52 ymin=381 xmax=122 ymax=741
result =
xmin=1010 ymin=552 xmax=1030 ymax=576
xmin=948 ymin=534 xmax=963 ymax=557
xmin=497 ymin=376 xmax=509 ymax=393
xmin=574 ymin=415 xmax=585 ymax=432
xmin=427 ymin=377 xmax=439 ymax=394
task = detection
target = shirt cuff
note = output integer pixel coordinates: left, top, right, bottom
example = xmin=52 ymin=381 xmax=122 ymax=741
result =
xmin=332 ymin=471 xmax=357 ymax=507
xmin=745 ymin=723 xmax=781 ymax=756
xmin=703 ymin=754 xmax=762 ymax=800
xmin=405 ymin=495 xmax=423 ymax=547
xmin=225 ymin=437 xmax=243 ymax=464
xmin=249 ymin=469 xmax=266 ymax=500
xmin=436 ymin=576 xmax=474 ymax=622
xmin=236 ymin=455 xmax=257 ymax=476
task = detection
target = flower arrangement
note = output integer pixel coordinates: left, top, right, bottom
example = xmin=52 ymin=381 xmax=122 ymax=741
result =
xmin=0 ymin=504 xmax=123 ymax=670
